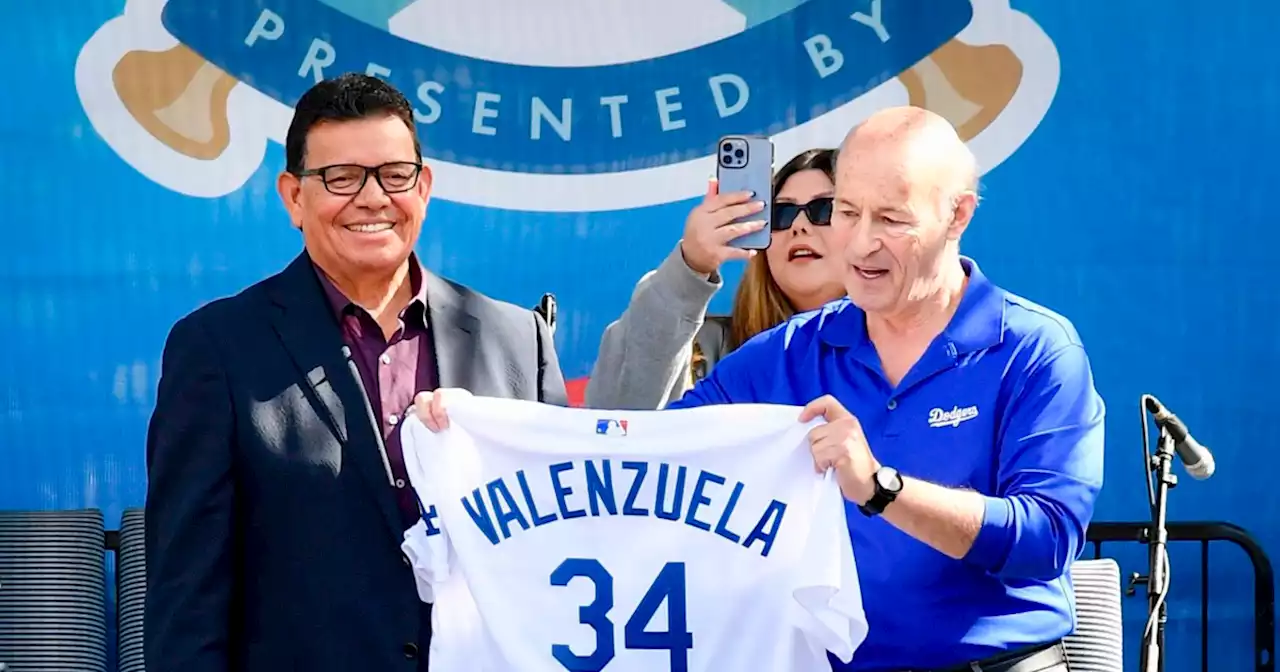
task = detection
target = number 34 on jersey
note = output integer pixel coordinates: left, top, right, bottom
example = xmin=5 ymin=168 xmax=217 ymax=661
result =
xmin=400 ymin=399 xmax=868 ymax=672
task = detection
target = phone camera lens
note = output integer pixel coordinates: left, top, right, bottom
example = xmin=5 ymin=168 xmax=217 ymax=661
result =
xmin=734 ymin=149 xmax=745 ymax=159
xmin=721 ymin=143 xmax=732 ymax=153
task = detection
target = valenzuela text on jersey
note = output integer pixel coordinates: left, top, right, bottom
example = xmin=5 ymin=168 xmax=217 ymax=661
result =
xmin=421 ymin=459 xmax=788 ymax=557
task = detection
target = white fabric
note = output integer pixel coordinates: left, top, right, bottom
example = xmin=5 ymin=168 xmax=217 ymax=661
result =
xmin=388 ymin=0 xmax=745 ymax=66
xmin=401 ymin=397 xmax=867 ymax=671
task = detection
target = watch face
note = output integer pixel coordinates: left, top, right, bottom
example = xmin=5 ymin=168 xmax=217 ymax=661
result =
xmin=877 ymin=468 xmax=903 ymax=492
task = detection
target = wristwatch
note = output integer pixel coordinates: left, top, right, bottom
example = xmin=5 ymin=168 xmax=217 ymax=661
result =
xmin=858 ymin=467 xmax=903 ymax=517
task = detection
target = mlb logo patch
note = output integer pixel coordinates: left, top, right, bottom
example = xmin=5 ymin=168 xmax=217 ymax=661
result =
xmin=595 ymin=419 xmax=628 ymax=437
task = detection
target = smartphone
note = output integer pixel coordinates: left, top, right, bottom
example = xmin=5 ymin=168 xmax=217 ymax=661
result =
xmin=715 ymin=135 xmax=774 ymax=250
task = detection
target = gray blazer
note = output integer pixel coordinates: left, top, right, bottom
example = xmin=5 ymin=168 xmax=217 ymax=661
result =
xmin=586 ymin=244 xmax=732 ymax=410
xmin=145 ymin=251 xmax=566 ymax=672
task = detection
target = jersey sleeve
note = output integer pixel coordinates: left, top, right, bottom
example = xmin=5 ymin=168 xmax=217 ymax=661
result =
xmin=400 ymin=416 xmax=455 ymax=604
xmin=791 ymin=470 xmax=868 ymax=663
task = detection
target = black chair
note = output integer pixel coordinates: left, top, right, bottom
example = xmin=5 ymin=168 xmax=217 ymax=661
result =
xmin=1064 ymin=558 xmax=1124 ymax=671
xmin=0 ymin=509 xmax=109 ymax=671
xmin=116 ymin=508 xmax=146 ymax=672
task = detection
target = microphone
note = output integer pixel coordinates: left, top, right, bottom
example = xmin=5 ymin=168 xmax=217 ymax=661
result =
xmin=1144 ymin=395 xmax=1216 ymax=480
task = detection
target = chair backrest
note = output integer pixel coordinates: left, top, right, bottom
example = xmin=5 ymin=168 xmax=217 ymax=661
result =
xmin=0 ymin=509 xmax=109 ymax=671
xmin=1064 ymin=558 xmax=1124 ymax=672
xmin=117 ymin=508 xmax=147 ymax=672
xmin=534 ymin=293 xmax=557 ymax=336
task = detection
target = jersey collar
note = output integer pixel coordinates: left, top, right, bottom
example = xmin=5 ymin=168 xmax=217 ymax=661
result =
xmin=819 ymin=257 xmax=1005 ymax=356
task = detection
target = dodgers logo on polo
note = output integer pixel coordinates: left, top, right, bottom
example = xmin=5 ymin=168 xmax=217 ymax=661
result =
xmin=75 ymin=0 xmax=1060 ymax=212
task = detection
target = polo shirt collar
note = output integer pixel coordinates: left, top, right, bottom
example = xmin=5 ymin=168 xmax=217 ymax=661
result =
xmin=819 ymin=256 xmax=1005 ymax=355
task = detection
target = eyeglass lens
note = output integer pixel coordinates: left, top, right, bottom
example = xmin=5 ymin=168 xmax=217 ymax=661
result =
xmin=773 ymin=198 xmax=833 ymax=231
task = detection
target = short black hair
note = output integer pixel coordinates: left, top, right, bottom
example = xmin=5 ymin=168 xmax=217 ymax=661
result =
xmin=284 ymin=73 xmax=420 ymax=174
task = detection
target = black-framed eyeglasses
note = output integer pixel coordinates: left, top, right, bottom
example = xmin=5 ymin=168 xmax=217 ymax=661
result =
xmin=295 ymin=162 xmax=423 ymax=196
xmin=773 ymin=197 xmax=833 ymax=231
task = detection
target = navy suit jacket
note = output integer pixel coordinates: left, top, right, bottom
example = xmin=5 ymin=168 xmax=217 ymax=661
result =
xmin=144 ymin=252 xmax=567 ymax=671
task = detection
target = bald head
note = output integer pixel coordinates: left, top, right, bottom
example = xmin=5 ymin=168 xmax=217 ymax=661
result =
xmin=827 ymin=106 xmax=980 ymax=319
xmin=838 ymin=106 xmax=978 ymax=207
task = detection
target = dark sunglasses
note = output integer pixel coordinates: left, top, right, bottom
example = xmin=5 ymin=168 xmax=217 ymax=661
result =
xmin=773 ymin=197 xmax=833 ymax=231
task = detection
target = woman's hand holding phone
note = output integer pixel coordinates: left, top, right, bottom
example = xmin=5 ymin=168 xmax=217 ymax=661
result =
xmin=679 ymin=179 xmax=767 ymax=276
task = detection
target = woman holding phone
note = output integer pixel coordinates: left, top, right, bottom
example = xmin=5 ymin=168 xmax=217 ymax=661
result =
xmin=586 ymin=148 xmax=847 ymax=410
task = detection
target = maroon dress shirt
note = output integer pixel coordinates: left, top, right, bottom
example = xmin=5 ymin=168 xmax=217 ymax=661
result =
xmin=315 ymin=258 xmax=438 ymax=529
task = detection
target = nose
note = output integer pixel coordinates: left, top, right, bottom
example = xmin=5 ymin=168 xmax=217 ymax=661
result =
xmin=788 ymin=212 xmax=813 ymax=235
xmin=352 ymin=171 xmax=393 ymax=208
xmin=843 ymin=213 xmax=881 ymax=260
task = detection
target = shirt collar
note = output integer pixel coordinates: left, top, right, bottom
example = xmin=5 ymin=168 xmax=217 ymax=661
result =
xmin=313 ymin=254 xmax=430 ymax=329
xmin=819 ymin=256 xmax=1005 ymax=355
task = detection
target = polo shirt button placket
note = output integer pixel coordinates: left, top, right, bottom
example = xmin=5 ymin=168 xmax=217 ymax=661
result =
xmin=883 ymin=395 xmax=902 ymax=439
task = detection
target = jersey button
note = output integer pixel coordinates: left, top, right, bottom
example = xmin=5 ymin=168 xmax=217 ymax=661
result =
xmin=403 ymin=642 xmax=419 ymax=659
xmin=886 ymin=399 xmax=898 ymax=410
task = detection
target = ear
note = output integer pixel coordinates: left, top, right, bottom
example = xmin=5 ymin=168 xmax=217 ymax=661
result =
xmin=946 ymin=190 xmax=977 ymax=241
xmin=276 ymin=171 xmax=304 ymax=230
xmin=417 ymin=162 xmax=435 ymax=201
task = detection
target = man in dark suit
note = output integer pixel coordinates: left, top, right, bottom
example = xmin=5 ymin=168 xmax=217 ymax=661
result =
xmin=144 ymin=73 xmax=567 ymax=672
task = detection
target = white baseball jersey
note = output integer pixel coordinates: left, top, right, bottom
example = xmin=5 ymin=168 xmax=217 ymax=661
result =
xmin=401 ymin=397 xmax=867 ymax=672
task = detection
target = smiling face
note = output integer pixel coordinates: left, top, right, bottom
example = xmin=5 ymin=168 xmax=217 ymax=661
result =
xmin=763 ymin=168 xmax=847 ymax=312
xmin=277 ymin=114 xmax=433 ymax=285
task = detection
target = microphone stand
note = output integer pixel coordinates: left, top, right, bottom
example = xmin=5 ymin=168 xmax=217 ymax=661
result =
xmin=1140 ymin=424 xmax=1176 ymax=672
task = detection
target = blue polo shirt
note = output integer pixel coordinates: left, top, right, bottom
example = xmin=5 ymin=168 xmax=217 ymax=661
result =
xmin=669 ymin=258 xmax=1105 ymax=670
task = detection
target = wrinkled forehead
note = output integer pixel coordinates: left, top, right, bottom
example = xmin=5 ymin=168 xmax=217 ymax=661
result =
xmin=834 ymin=145 xmax=940 ymax=211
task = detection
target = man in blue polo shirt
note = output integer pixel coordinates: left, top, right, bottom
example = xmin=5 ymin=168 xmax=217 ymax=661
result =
xmin=664 ymin=106 xmax=1105 ymax=671
xmin=414 ymin=106 xmax=1104 ymax=670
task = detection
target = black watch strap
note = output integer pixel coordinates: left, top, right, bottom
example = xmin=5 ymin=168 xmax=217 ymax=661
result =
xmin=858 ymin=467 xmax=901 ymax=517
xmin=857 ymin=495 xmax=891 ymax=517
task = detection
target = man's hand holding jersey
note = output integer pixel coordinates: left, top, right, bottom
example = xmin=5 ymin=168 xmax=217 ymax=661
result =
xmin=414 ymin=388 xmax=474 ymax=432
xmin=800 ymin=395 xmax=880 ymax=506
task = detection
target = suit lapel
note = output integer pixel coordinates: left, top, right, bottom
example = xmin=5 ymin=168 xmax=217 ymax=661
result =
xmin=266 ymin=253 xmax=403 ymax=539
xmin=423 ymin=271 xmax=480 ymax=391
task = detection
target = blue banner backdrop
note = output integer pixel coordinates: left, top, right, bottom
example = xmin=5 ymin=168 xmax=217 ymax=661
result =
xmin=162 ymin=0 xmax=968 ymax=173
